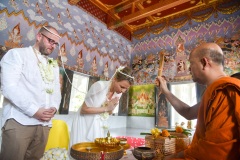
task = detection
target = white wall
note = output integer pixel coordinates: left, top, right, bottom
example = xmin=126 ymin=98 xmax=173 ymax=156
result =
xmin=54 ymin=114 xmax=154 ymax=132
xmin=127 ymin=116 xmax=155 ymax=129
xmin=0 ymin=109 xmax=154 ymax=133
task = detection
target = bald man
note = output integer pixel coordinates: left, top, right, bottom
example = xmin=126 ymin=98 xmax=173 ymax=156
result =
xmin=157 ymin=43 xmax=240 ymax=159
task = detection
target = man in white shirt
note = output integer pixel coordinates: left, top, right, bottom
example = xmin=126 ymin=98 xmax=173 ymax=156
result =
xmin=0 ymin=26 xmax=62 ymax=160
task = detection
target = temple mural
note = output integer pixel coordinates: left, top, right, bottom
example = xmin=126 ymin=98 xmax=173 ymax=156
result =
xmin=131 ymin=9 xmax=240 ymax=84
xmin=0 ymin=0 xmax=132 ymax=79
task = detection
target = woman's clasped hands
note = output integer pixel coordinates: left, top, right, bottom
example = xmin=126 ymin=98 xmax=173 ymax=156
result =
xmin=105 ymin=97 xmax=119 ymax=113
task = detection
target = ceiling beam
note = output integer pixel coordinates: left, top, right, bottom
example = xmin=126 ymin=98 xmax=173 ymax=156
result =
xmin=108 ymin=0 xmax=191 ymax=29
xmin=135 ymin=3 xmax=154 ymax=22
xmin=130 ymin=0 xmax=219 ymax=31
xmin=89 ymin=0 xmax=108 ymax=12
xmin=108 ymin=0 xmax=144 ymax=14
xmin=81 ymin=0 xmax=133 ymax=31
xmin=67 ymin=0 xmax=81 ymax=5
xmin=202 ymin=0 xmax=210 ymax=5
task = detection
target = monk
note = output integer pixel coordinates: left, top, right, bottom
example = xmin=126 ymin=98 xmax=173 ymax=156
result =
xmin=157 ymin=43 xmax=240 ymax=159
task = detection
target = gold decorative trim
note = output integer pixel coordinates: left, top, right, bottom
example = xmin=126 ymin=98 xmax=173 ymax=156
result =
xmin=169 ymin=16 xmax=189 ymax=29
xmin=150 ymin=24 xmax=166 ymax=35
xmin=132 ymin=2 xmax=240 ymax=40
xmin=216 ymin=4 xmax=240 ymax=14
xmin=191 ymin=9 xmax=214 ymax=22
xmin=132 ymin=31 xmax=148 ymax=40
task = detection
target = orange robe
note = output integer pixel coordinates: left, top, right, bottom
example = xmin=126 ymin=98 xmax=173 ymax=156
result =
xmin=184 ymin=77 xmax=240 ymax=159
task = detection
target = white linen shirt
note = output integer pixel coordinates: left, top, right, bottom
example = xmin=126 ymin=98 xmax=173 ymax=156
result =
xmin=0 ymin=46 xmax=61 ymax=127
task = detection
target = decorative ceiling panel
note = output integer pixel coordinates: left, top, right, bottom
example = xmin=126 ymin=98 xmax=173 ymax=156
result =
xmin=68 ymin=0 xmax=239 ymax=40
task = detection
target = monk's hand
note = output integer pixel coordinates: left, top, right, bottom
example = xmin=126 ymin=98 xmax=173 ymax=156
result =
xmin=106 ymin=97 xmax=119 ymax=112
xmin=156 ymin=76 xmax=169 ymax=94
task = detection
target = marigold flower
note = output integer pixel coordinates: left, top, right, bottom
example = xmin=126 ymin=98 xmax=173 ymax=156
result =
xmin=176 ymin=126 xmax=183 ymax=133
xmin=162 ymin=129 xmax=170 ymax=137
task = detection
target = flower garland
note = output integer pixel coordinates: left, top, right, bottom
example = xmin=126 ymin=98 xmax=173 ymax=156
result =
xmin=33 ymin=47 xmax=58 ymax=94
xmin=99 ymin=81 xmax=113 ymax=122
xmin=41 ymin=147 xmax=69 ymax=160
xmin=99 ymin=89 xmax=113 ymax=129
xmin=100 ymin=101 xmax=110 ymax=121
xmin=38 ymin=58 xmax=58 ymax=84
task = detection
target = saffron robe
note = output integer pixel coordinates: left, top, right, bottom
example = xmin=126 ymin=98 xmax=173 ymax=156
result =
xmin=184 ymin=77 xmax=240 ymax=159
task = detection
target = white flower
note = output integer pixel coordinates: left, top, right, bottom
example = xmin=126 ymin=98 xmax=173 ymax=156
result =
xmin=48 ymin=58 xmax=58 ymax=67
xmin=102 ymin=124 xmax=109 ymax=130
xmin=41 ymin=147 xmax=69 ymax=160
xmin=100 ymin=112 xmax=109 ymax=121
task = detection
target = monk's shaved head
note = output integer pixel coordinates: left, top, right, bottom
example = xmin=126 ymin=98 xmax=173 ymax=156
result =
xmin=195 ymin=43 xmax=223 ymax=55
xmin=190 ymin=43 xmax=224 ymax=66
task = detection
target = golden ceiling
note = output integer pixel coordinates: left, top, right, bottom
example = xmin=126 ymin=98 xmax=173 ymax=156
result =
xmin=68 ymin=0 xmax=234 ymax=40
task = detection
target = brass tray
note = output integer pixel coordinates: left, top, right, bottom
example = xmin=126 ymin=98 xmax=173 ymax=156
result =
xmin=70 ymin=142 xmax=124 ymax=160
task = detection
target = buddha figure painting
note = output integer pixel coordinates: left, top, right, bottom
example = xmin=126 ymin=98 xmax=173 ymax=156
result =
xmin=103 ymin=61 xmax=109 ymax=78
xmin=76 ymin=50 xmax=84 ymax=70
xmin=58 ymin=43 xmax=68 ymax=64
xmin=91 ymin=56 xmax=98 ymax=76
xmin=5 ymin=23 xmax=23 ymax=48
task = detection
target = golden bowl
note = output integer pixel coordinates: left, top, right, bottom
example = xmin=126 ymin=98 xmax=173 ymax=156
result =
xmin=118 ymin=138 xmax=127 ymax=145
xmin=95 ymin=137 xmax=120 ymax=149
xmin=70 ymin=142 xmax=124 ymax=160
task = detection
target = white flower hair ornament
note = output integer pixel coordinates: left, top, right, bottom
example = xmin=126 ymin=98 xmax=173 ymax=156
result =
xmin=117 ymin=66 xmax=125 ymax=72
xmin=116 ymin=66 xmax=134 ymax=79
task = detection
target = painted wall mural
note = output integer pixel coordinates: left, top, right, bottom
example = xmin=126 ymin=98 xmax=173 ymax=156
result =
xmin=131 ymin=9 xmax=240 ymax=84
xmin=0 ymin=0 xmax=132 ymax=79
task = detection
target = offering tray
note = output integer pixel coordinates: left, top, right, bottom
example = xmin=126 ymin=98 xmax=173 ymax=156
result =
xmin=70 ymin=142 xmax=124 ymax=160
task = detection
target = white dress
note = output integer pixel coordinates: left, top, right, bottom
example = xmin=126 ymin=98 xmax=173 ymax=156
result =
xmin=69 ymin=81 xmax=122 ymax=148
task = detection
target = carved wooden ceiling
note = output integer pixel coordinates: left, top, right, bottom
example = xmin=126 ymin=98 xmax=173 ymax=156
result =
xmin=68 ymin=0 xmax=233 ymax=41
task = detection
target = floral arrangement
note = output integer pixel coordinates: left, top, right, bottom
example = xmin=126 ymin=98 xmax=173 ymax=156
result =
xmin=150 ymin=128 xmax=171 ymax=138
xmin=174 ymin=122 xmax=192 ymax=136
xmin=41 ymin=147 xmax=69 ymax=160
xmin=141 ymin=122 xmax=192 ymax=138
